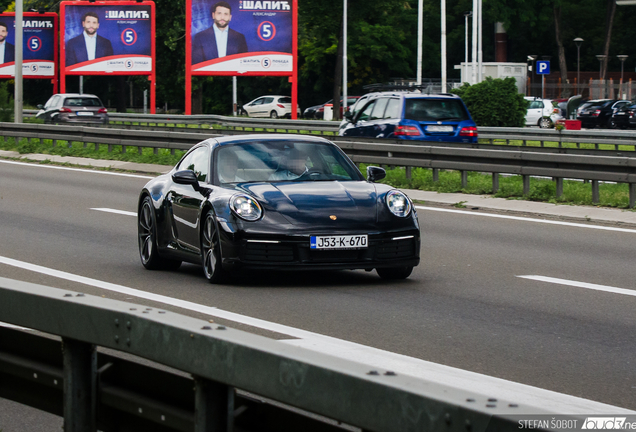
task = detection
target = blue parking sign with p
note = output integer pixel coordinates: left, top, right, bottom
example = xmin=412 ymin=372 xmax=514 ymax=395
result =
xmin=537 ymin=60 xmax=550 ymax=74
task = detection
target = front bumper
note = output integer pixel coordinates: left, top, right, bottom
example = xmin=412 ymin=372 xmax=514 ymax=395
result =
xmin=218 ymin=230 xmax=421 ymax=271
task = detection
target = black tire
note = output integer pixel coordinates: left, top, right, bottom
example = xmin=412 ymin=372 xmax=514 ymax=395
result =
xmin=376 ymin=266 xmax=413 ymax=280
xmin=138 ymin=196 xmax=181 ymax=270
xmin=538 ymin=117 xmax=552 ymax=129
xmin=201 ymin=211 xmax=229 ymax=284
xmin=270 ymin=110 xmax=279 ymax=119
xmin=607 ymin=118 xmax=617 ymax=129
xmin=240 ymin=109 xmax=248 ymax=116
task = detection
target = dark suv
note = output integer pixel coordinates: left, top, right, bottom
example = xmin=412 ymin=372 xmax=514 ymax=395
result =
xmin=338 ymin=92 xmax=477 ymax=143
xmin=576 ymin=99 xmax=631 ymax=129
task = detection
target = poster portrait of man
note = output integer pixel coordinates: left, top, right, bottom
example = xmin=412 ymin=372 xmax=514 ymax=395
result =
xmin=0 ymin=22 xmax=15 ymax=64
xmin=191 ymin=1 xmax=247 ymax=64
xmin=66 ymin=11 xmax=113 ymax=66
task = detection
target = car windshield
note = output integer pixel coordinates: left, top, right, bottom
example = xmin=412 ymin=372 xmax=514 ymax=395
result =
xmin=214 ymin=140 xmax=363 ymax=185
xmin=64 ymin=98 xmax=102 ymax=107
xmin=404 ymin=98 xmax=470 ymax=122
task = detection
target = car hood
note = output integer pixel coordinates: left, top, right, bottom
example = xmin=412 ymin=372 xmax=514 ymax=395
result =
xmin=238 ymin=181 xmax=379 ymax=226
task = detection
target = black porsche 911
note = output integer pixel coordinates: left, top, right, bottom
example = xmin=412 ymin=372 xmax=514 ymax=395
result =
xmin=137 ymin=134 xmax=420 ymax=283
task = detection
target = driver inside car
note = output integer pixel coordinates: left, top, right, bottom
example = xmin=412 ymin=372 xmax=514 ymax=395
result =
xmin=269 ymin=148 xmax=309 ymax=180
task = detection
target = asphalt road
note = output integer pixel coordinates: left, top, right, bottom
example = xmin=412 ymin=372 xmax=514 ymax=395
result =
xmin=1 ymin=160 xmax=636 ymax=430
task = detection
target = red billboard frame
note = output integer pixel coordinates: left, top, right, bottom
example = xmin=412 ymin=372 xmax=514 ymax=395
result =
xmin=185 ymin=0 xmax=298 ymax=117
xmin=0 ymin=12 xmax=59 ymax=94
xmin=60 ymin=1 xmax=156 ymax=113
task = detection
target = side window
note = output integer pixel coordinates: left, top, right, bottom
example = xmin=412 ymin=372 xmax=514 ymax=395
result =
xmin=178 ymin=146 xmax=210 ymax=182
xmin=357 ymin=101 xmax=377 ymax=122
xmin=384 ymin=98 xmax=400 ymax=119
xmin=370 ymin=98 xmax=389 ymax=120
xmin=263 ymin=97 xmax=274 ymax=104
xmin=45 ymin=96 xmax=58 ymax=109
xmin=252 ymin=98 xmax=264 ymax=106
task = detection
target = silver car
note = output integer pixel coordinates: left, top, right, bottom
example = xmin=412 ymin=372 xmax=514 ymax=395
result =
xmin=36 ymin=93 xmax=109 ymax=125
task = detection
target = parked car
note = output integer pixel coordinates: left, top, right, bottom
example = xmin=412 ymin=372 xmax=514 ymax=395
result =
xmin=338 ymin=92 xmax=478 ymax=143
xmin=36 ymin=93 xmax=109 ymax=125
xmin=610 ymin=103 xmax=636 ymax=129
xmin=241 ymin=95 xmax=299 ymax=119
xmin=137 ymin=134 xmax=421 ymax=282
xmin=576 ymin=99 xmax=631 ymax=128
xmin=524 ymin=97 xmax=562 ymax=128
xmin=303 ymin=96 xmax=360 ymax=119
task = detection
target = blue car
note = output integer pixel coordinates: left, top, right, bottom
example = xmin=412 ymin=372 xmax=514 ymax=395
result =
xmin=138 ymin=134 xmax=421 ymax=283
xmin=338 ymin=92 xmax=478 ymax=143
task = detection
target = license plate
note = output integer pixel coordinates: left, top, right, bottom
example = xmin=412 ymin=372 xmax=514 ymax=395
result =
xmin=426 ymin=125 xmax=453 ymax=132
xmin=616 ymin=112 xmax=626 ymax=115
xmin=310 ymin=235 xmax=368 ymax=249
xmin=76 ymin=111 xmax=94 ymax=116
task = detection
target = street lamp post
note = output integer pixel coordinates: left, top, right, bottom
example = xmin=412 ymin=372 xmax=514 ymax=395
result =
xmin=574 ymin=37 xmax=583 ymax=95
xmin=527 ymin=55 xmax=538 ymax=97
xmin=617 ymin=55 xmax=628 ymax=98
xmin=596 ymin=54 xmax=607 ymax=98
xmin=464 ymin=11 xmax=472 ymax=82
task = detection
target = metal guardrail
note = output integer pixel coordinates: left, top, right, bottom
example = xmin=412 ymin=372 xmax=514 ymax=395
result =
xmin=2 ymin=122 xmax=636 ymax=207
xmin=23 ymin=109 xmax=636 ymax=151
xmin=0 ymin=277 xmax=554 ymax=432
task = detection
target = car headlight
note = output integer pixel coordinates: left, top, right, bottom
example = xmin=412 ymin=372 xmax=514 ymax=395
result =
xmin=386 ymin=190 xmax=412 ymax=217
xmin=230 ymin=194 xmax=263 ymax=221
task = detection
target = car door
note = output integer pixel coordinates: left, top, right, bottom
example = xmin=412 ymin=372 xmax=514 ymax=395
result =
xmin=526 ymin=100 xmax=543 ymax=126
xmin=169 ymin=145 xmax=210 ymax=252
xmin=245 ymin=98 xmax=265 ymax=117
xmin=342 ymin=99 xmax=377 ymax=137
xmin=45 ymin=95 xmax=61 ymax=122
xmin=258 ymin=97 xmax=275 ymax=117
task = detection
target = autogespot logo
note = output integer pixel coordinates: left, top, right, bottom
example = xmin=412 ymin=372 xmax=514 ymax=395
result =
xmin=582 ymin=418 xmax=630 ymax=429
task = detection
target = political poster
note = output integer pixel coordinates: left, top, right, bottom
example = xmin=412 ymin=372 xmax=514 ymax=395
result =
xmin=0 ymin=12 xmax=57 ymax=79
xmin=187 ymin=0 xmax=294 ymax=75
xmin=60 ymin=1 xmax=154 ymax=75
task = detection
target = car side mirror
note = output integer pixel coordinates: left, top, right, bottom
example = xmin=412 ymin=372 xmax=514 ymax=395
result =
xmin=172 ymin=170 xmax=211 ymax=197
xmin=366 ymin=166 xmax=386 ymax=183
xmin=37 ymin=104 xmax=44 ymax=109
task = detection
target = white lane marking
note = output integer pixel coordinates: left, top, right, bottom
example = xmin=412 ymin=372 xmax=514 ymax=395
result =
xmin=0 ymin=255 xmax=632 ymax=414
xmin=518 ymin=275 xmax=636 ymax=297
xmin=415 ymin=206 xmax=636 ymax=234
xmin=91 ymin=208 xmax=137 ymax=217
xmin=0 ymin=159 xmax=154 ymax=179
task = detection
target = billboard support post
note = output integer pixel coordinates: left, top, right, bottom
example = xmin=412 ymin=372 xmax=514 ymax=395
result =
xmin=14 ymin=0 xmax=23 ymax=123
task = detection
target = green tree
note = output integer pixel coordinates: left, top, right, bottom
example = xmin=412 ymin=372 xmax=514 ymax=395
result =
xmin=452 ymin=77 xmax=526 ymax=127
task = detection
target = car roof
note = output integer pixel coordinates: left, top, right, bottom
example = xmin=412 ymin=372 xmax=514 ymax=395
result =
xmin=204 ymin=134 xmax=333 ymax=148
xmin=53 ymin=93 xmax=100 ymax=98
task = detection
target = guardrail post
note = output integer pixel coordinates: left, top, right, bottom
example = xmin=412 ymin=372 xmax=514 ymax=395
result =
xmin=432 ymin=168 xmax=439 ymax=182
xmin=556 ymin=178 xmax=564 ymax=198
xmin=492 ymin=173 xmax=499 ymax=193
xmin=523 ymin=175 xmax=530 ymax=195
xmin=405 ymin=166 xmax=412 ymax=180
xmin=630 ymin=183 xmax=636 ymax=209
xmin=461 ymin=171 xmax=468 ymax=188
xmin=62 ymin=337 xmax=96 ymax=432
xmin=592 ymin=180 xmax=600 ymax=203
xmin=194 ymin=376 xmax=234 ymax=432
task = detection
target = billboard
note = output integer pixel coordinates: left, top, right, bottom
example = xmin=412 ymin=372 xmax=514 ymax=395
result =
xmin=60 ymin=1 xmax=154 ymax=75
xmin=0 ymin=12 xmax=58 ymax=79
xmin=187 ymin=0 xmax=294 ymax=75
